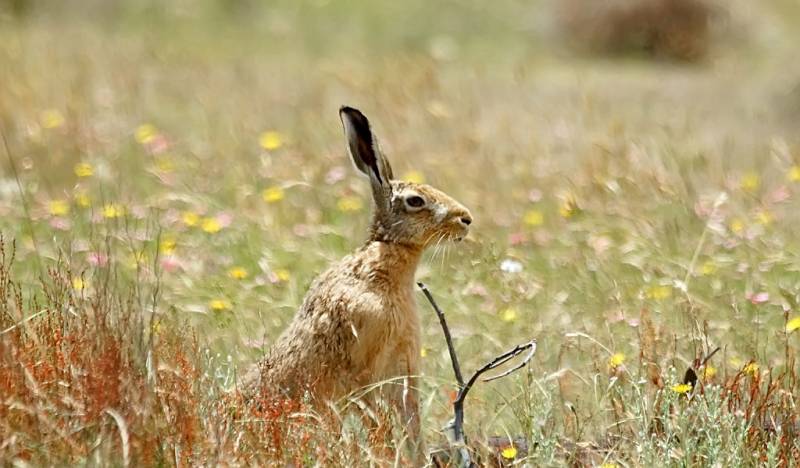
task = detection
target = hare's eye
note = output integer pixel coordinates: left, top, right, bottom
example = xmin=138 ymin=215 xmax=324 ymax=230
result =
xmin=404 ymin=195 xmax=426 ymax=209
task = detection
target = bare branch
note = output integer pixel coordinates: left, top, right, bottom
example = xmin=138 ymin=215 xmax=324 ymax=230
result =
xmin=417 ymin=282 xmax=464 ymax=387
xmin=452 ymin=340 xmax=537 ymax=454
xmin=701 ymin=346 xmax=721 ymax=368
xmin=418 ymin=282 xmax=537 ymax=468
xmin=480 ymin=340 xmax=537 ymax=383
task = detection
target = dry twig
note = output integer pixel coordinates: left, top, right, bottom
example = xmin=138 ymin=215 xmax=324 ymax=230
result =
xmin=418 ymin=282 xmax=537 ymax=467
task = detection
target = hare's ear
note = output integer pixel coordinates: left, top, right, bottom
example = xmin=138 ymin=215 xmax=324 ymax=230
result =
xmin=339 ymin=106 xmax=394 ymax=194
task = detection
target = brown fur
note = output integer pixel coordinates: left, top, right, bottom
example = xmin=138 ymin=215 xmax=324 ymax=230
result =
xmin=242 ymin=107 xmax=472 ymax=457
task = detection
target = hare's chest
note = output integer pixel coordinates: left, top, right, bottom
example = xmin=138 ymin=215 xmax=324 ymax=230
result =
xmin=348 ymin=290 xmax=419 ymax=371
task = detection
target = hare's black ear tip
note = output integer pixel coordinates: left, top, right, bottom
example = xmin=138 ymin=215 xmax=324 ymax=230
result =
xmin=339 ymin=106 xmax=363 ymax=118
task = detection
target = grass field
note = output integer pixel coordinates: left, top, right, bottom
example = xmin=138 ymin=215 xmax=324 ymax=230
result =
xmin=2 ymin=0 xmax=800 ymax=465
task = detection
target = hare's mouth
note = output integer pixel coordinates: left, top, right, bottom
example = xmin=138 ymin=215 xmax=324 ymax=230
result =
xmin=452 ymin=230 xmax=469 ymax=242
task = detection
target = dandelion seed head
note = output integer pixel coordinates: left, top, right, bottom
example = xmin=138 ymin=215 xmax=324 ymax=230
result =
xmin=500 ymin=258 xmax=523 ymax=273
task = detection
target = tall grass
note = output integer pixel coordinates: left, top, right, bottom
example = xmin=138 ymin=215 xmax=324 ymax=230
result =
xmin=2 ymin=235 xmax=799 ymax=464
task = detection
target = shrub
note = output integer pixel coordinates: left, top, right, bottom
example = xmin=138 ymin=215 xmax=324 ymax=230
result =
xmin=557 ymin=0 xmax=713 ymax=62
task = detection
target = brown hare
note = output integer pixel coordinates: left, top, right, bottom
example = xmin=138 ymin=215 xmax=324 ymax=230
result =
xmin=244 ymin=106 xmax=472 ymax=456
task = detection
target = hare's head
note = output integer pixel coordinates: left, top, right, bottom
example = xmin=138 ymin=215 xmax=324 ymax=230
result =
xmin=339 ymin=106 xmax=472 ymax=249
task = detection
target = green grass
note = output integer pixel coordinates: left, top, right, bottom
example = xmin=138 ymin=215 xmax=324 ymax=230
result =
xmin=2 ymin=0 xmax=800 ymax=465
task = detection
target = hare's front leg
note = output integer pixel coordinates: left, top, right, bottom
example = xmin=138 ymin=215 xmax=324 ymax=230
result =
xmin=388 ymin=344 xmax=425 ymax=463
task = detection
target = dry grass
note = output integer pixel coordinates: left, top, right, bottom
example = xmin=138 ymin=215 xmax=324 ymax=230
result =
xmin=0 ymin=237 xmax=416 ymax=465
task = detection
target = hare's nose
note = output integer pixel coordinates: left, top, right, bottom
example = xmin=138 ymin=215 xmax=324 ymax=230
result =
xmin=460 ymin=216 xmax=472 ymax=226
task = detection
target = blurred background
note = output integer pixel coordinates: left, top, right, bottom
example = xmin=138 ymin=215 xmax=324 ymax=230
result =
xmin=2 ymin=0 xmax=800 ymax=462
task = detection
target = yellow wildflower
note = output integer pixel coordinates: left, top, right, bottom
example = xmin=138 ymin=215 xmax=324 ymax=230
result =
xmin=729 ymin=218 xmax=745 ymax=234
xmin=420 ymin=347 xmax=428 ymax=358
xmin=700 ymin=260 xmax=717 ymax=276
xmin=743 ymin=362 xmax=759 ymax=376
xmin=259 ymin=131 xmax=283 ymax=150
xmin=102 ymin=204 xmax=124 ymax=218
xmin=671 ymin=383 xmax=692 ymax=394
xmin=523 ymin=209 xmax=544 ymax=227
xmin=126 ymin=251 xmax=147 ymax=269
xmin=182 ymin=211 xmax=200 ymax=227
xmin=500 ymin=445 xmax=517 ymax=460
xmin=402 ymin=170 xmax=425 ymax=184
xmin=209 ymin=299 xmax=232 ymax=311
xmin=228 ymin=267 xmax=248 ymax=280
xmin=75 ymin=190 xmax=91 ymax=208
xmin=559 ymin=195 xmax=579 ymax=218
xmin=154 ymin=156 xmax=175 ymax=173
xmin=756 ymin=210 xmax=773 ymax=226
xmin=135 ymin=123 xmax=157 ymax=144
xmin=275 ymin=269 xmax=291 ymax=282
xmin=262 ymin=186 xmax=285 ymax=203
xmin=608 ymin=353 xmax=626 ymax=369
xmin=702 ymin=365 xmax=717 ymax=380
xmin=74 ymin=162 xmax=94 ymax=178
xmin=740 ymin=172 xmax=760 ymax=193
xmin=159 ymin=237 xmax=177 ymax=255
xmin=599 ymin=463 xmax=618 ymax=468
xmin=500 ymin=446 xmax=517 ymax=460
xmin=40 ymin=109 xmax=65 ymax=129
xmin=646 ymin=285 xmax=671 ymax=300
xmin=49 ymin=199 xmax=70 ymax=216
xmin=786 ymin=316 xmax=800 ymax=333
xmin=72 ymin=278 xmax=86 ymax=291
xmin=789 ymin=166 xmax=800 ymax=183
xmin=201 ymin=217 xmax=222 ymax=234
xmin=501 ymin=308 xmax=517 ymax=322
xmin=337 ymin=196 xmax=363 ymax=212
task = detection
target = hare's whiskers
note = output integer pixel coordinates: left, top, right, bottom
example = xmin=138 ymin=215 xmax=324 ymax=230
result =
xmin=433 ymin=233 xmax=447 ymax=266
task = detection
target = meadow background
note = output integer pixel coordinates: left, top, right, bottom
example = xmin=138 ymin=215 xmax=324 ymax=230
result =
xmin=2 ymin=0 xmax=800 ymax=465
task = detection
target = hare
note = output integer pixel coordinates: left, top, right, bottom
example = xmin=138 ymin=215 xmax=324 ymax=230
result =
xmin=243 ymin=106 xmax=472 ymax=455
